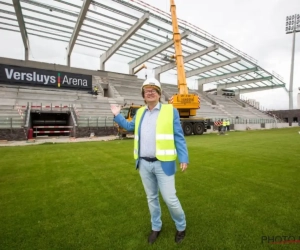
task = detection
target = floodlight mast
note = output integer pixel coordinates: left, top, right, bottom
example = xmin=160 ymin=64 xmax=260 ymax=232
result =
xmin=286 ymin=14 xmax=300 ymax=110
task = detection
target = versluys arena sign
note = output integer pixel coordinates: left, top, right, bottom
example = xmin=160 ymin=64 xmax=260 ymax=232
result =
xmin=0 ymin=64 xmax=92 ymax=90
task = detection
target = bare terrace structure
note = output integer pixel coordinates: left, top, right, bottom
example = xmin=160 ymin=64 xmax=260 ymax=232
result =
xmin=0 ymin=0 xmax=294 ymax=140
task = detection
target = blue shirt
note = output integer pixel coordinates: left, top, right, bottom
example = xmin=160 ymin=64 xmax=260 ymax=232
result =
xmin=140 ymin=102 xmax=160 ymax=157
xmin=114 ymin=103 xmax=189 ymax=176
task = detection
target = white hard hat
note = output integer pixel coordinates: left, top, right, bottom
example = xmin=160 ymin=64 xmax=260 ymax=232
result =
xmin=141 ymin=78 xmax=161 ymax=92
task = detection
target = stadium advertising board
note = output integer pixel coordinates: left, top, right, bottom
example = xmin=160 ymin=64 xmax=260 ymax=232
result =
xmin=0 ymin=64 xmax=92 ymax=90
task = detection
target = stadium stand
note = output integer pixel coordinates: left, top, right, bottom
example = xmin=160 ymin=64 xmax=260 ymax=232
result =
xmin=0 ymin=0 xmax=296 ymax=140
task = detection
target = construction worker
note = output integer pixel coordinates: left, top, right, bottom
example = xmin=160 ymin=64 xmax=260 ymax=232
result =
xmin=110 ymin=78 xmax=188 ymax=244
xmin=93 ymin=86 xmax=98 ymax=95
xmin=222 ymin=119 xmax=227 ymax=134
xmin=226 ymin=119 xmax=230 ymax=131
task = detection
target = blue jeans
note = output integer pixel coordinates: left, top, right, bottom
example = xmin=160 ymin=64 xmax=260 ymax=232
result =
xmin=138 ymin=159 xmax=186 ymax=231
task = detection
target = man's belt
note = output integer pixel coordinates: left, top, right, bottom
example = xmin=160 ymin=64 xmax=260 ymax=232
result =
xmin=140 ymin=157 xmax=158 ymax=162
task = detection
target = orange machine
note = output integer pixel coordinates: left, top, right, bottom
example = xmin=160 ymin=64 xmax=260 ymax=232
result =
xmin=117 ymin=104 xmax=142 ymax=138
xmin=169 ymin=0 xmax=200 ymax=118
xmin=118 ymin=0 xmax=211 ymax=136
xmin=167 ymin=0 xmax=210 ymax=135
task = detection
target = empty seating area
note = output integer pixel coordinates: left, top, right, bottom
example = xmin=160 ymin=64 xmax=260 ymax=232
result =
xmin=0 ymin=104 xmax=24 ymax=128
xmin=75 ymin=99 xmax=114 ymax=127
xmin=207 ymin=94 xmax=273 ymax=120
xmin=111 ymin=78 xmax=166 ymax=105
xmin=0 ymin=83 xmax=114 ymax=130
xmin=196 ymin=97 xmax=229 ymax=119
xmin=0 ymin=73 xmax=276 ymax=133
xmin=144 ymin=83 xmax=274 ymax=121
xmin=159 ymin=84 xmax=231 ymax=119
xmin=113 ymin=85 xmax=145 ymax=105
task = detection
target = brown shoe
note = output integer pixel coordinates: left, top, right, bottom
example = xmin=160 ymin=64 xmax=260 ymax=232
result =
xmin=175 ymin=230 xmax=185 ymax=243
xmin=148 ymin=230 xmax=160 ymax=244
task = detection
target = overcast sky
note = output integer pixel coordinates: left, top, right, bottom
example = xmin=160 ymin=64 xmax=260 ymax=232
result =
xmin=0 ymin=0 xmax=299 ymax=110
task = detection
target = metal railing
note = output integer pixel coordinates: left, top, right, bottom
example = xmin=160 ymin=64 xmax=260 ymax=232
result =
xmin=0 ymin=117 xmax=24 ymax=129
xmin=210 ymin=117 xmax=287 ymax=125
xmin=28 ymin=103 xmax=71 ymax=112
xmin=77 ymin=116 xmax=115 ymax=128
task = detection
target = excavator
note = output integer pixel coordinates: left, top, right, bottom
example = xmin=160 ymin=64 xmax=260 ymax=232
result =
xmin=118 ymin=0 xmax=211 ymax=137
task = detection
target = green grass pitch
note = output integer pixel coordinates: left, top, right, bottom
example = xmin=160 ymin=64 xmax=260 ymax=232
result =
xmin=0 ymin=127 xmax=300 ymax=250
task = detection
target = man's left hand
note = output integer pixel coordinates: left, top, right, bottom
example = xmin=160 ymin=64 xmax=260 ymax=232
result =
xmin=180 ymin=163 xmax=188 ymax=172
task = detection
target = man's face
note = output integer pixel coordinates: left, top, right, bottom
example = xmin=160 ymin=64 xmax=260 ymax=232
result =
xmin=143 ymin=86 xmax=160 ymax=103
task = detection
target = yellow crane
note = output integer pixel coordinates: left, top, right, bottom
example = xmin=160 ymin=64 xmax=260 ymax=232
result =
xmin=167 ymin=0 xmax=211 ymax=135
xmin=169 ymin=0 xmax=200 ymax=118
xmin=117 ymin=0 xmax=211 ymax=137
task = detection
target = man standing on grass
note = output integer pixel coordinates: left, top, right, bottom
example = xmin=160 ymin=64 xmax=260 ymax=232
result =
xmin=110 ymin=78 xmax=189 ymax=244
xmin=226 ymin=119 xmax=230 ymax=131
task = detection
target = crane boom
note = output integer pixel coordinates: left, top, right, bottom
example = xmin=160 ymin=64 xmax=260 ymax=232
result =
xmin=169 ymin=0 xmax=200 ymax=117
xmin=118 ymin=0 xmax=212 ymax=137
xmin=170 ymin=0 xmax=188 ymax=95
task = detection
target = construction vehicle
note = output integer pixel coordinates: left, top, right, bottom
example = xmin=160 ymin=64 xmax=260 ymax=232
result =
xmin=167 ymin=0 xmax=211 ymax=135
xmin=117 ymin=104 xmax=142 ymax=138
xmin=118 ymin=0 xmax=211 ymax=137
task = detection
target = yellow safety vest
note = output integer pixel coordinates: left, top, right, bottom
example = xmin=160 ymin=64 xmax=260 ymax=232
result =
xmin=222 ymin=121 xmax=227 ymax=126
xmin=134 ymin=104 xmax=177 ymax=161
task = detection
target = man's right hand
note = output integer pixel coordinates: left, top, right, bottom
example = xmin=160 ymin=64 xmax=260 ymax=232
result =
xmin=110 ymin=105 xmax=121 ymax=116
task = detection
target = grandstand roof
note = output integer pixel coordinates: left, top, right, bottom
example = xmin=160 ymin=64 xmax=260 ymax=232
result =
xmin=0 ymin=0 xmax=287 ymax=94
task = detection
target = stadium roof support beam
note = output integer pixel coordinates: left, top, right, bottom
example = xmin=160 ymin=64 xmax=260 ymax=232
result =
xmin=236 ymin=84 xmax=285 ymax=94
xmin=154 ymin=44 xmax=218 ymax=80
xmin=66 ymin=0 xmax=91 ymax=66
xmin=197 ymin=67 xmax=258 ymax=85
xmin=185 ymin=57 xmax=241 ymax=78
xmin=12 ymin=0 xmax=29 ymax=60
xmin=100 ymin=12 xmax=150 ymax=71
xmin=129 ymin=30 xmax=190 ymax=75
xmin=217 ymin=76 xmax=273 ymax=90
